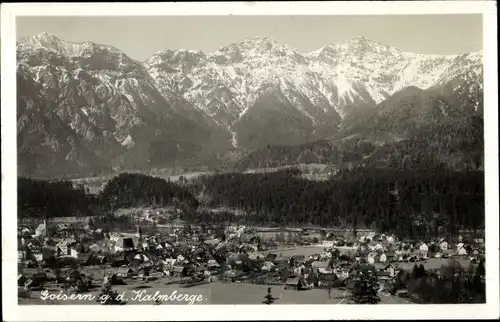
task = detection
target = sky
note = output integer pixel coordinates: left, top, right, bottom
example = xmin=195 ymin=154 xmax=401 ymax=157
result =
xmin=16 ymin=15 xmax=483 ymax=61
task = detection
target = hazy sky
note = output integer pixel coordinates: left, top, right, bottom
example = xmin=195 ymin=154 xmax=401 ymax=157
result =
xmin=16 ymin=15 xmax=483 ymax=61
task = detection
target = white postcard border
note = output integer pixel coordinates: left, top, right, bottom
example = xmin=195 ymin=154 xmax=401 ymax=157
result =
xmin=1 ymin=1 xmax=498 ymax=321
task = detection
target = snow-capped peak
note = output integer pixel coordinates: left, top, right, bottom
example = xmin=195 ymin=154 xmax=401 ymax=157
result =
xmin=17 ymin=33 xmax=483 ymax=152
xmin=17 ymin=32 xmax=125 ymax=59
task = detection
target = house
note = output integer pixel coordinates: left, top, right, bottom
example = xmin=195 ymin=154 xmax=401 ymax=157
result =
xmin=204 ymin=238 xmax=221 ymax=247
xmin=396 ymin=289 xmax=409 ymax=298
xmin=114 ymin=237 xmax=138 ymax=253
xmin=248 ymin=251 xmax=265 ymax=261
xmin=55 ymin=239 xmax=77 ymax=256
xmin=311 ymin=260 xmax=331 ymax=274
xmin=18 ymin=274 xmax=29 ymax=286
xmin=337 ymin=267 xmax=350 ymax=280
xmin=64 ymin=269 xmax=82 ymax=282
xmin=172 ymin=265 xmax=189 ymax=277
xmin=31 ymin=246 xmax=55 ymax=262
xmin=419 ymin=243 xmax=429 ymax=257
xmin=265 ymin=253 xmax=278 ymax=263
xmin=380 ymin=263 xmax=397 ymax=277
xmin=457 ymin=243 xmax=468 ymax=256
xmin=207 ymin=259 xmax=220 ymax=270
xmin=261 ymin=261 xmax=275 ymax=271
xmin=376 ymin=271 xmax=392 ymax=280
xmin=323 ymin=241 xmax=334 ymax=249
xmin=291 ymin=255 xmax=305 ymax=263
xmin=109 ymin=233 xmax=123 ymax=242
xmin=284 ymin=277 xmax=302 ymax=290
xmin=51 ymin=216 xmax=92 ymax=228
xmin=116 ymin=266 xmax=135 ymax=279
xmin=381 ymin=234 xmax=396 ymax=244
xmin=367 ymin=252 xmax=378 ymax=264
xmin=438 ymin=239 xmax=449 ymax=251
xmin=473 ymin=237 xmax=485 ymax=244
xmin=35 ymin=223 xmax=46 ymax=237
xmin=379 ymin=253 xmax=387 ymax=263
xmin=93 ymin=229 xmax=105 ymax=239
xmin=385 ymin=251 xmax=395 ymax=262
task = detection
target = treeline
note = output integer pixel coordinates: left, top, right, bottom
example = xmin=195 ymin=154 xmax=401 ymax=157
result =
xmin=196 ymin=167 xmax=484 ymax=237
xmin=18 ymin=173 xmax=199 ymax=219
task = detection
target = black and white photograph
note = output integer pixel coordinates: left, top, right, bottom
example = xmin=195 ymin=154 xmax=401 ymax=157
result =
xmin=2 ymin=2 xmax=499 ymax=321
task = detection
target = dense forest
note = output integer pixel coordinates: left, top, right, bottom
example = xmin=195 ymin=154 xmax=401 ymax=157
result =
xmin=232 ymin=115 xmax=483 ymax=172
xmin=100 ymin=173 xmax=199 ymax=209
xmin=18 ymin=166 xmax=484 ymax=240
xmin=363 ymin=115 xmax=484 ymax=171
xmin=232 ymin=139 xmax=373 ymax=172
xmin=395 ymin=260 xmax=486 ymax=304
xmin=18 ymin=178 xmax=97 ymax=218
xmin=18 ymin=173 xmax=199 ymax=219
xmin=195 ymin=167 xmax=484 ymax=238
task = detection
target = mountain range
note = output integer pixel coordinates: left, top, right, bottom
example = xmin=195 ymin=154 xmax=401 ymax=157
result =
xmin=16 ymin=32 xmax=483 ymax=178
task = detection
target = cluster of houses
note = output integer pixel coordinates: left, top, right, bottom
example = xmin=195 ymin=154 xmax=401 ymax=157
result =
xmin=322 ymin=231 xmax=485 ymax=265
xmin=17 ymin=216 xmax=485 ymax=301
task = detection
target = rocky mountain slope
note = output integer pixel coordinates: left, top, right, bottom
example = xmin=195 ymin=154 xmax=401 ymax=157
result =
xmin=17 ymin=33 xmax=483 ymax=177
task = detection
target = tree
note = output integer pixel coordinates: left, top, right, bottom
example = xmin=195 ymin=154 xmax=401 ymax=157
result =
xmin=417 ymin=264 xmax=426 ymax=278
xmin=348 ymin=272 xmax=381 ymax=304
xmin=475 ymin=259 xmax=485 ymax=279
xmin=183 ymin=224 xmax=192 ymax=236
xmin=319 ymin=229 xmax=327 ymax=241
xmin=97 ymin=281 xmax=126 ymax=305
xmin=466 ymin=261 xmax=475 ymax=278
xmin=411 ymin=264 xmax=419 ymax=279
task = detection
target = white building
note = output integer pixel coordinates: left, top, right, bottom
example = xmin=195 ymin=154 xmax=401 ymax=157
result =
xmin=438 ymin=239 xmax=449 ymax=251
xmin=419 ymin=243 xmax=429 ymax=257
xmin=35 ymin=222 xmax=46 ymax=237
xmin=457 ymin=243 xmax=468 ymax=256
xmin=367 ymin=252 xmax=377 ymax=264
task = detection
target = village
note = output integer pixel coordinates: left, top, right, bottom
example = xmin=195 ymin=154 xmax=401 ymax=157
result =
xmin=17 ymin=209 xmax=486 ymax=305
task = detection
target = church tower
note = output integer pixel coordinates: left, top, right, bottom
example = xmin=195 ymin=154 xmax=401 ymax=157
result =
xmin=136 ymin=226 xmax=143 ymax=250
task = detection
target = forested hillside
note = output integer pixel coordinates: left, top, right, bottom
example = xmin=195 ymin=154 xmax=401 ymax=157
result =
xmin=196 ymin=168 xmax=484 ymax=238
xmin=233 ymin=115 xmax=483 ymax=172
xmin=18 ymin=178 xmax=96 ymax=218
xmin=18 ymin=173 xmax=199 ymax=218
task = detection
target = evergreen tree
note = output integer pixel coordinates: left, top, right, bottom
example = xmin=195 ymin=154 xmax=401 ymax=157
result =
xmin=97 ymin=282 xmax=126 ymax=305
xmin=349 ymin=272 xmax=381 ymax=304
xmin=417 ymin=264 xmax=426 ymax=278
xmin=475 ymin=259 xmax=485 ymax=278
xmin=411 ymin=264 xmax=419 ymax=279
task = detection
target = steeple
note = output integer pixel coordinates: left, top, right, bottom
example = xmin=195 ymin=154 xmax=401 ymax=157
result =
xmin=136 ymin=225 xmax=143 ymax=250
